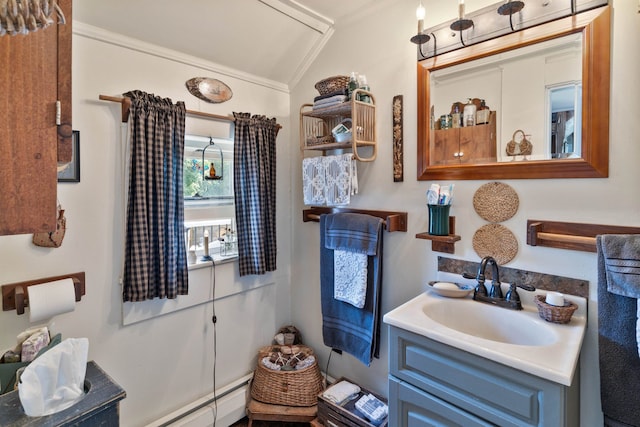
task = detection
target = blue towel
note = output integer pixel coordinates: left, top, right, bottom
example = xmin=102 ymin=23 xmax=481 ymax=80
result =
xmin=320 ymin=213 xmax=383 ymax=366
xmin=324 ymin=213 xmax=382 ymax=255
xmin=597 ymin=235 xmax=640 ymax=427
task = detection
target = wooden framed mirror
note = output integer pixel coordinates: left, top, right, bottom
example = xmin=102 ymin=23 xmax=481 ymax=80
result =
xmin=417 ymin=5 xmax=610 ymax=180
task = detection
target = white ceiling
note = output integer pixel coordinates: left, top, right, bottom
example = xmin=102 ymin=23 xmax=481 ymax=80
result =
xmin=73 ymin=0 xmax=376 ymax=88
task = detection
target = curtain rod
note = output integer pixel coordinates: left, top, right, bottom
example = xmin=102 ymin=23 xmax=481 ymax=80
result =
xmin=98 ymin=94 xmax=281 ymax=129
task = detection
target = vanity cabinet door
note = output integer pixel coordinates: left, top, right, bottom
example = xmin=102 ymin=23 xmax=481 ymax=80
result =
xmin=0 ymin=0 xmax=71 ymax=235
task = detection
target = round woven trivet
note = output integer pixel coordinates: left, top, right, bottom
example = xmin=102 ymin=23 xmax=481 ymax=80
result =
xmin=472 ymin=224 xmax=518 ymax=265
xmin=473 ymin=182 xmax=519 ymax=223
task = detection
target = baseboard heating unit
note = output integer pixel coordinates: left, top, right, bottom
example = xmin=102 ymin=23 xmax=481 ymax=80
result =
xmin=146 ymin=373 xmax=253 ymax=427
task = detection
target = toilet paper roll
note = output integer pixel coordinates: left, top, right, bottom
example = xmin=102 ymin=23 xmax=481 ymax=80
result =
xmin=28 ymin=278 xmax=76 ymax=323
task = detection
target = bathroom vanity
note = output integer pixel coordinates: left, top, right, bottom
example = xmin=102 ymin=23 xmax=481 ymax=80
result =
xmin=383 ymin=288 xmax=586 ymax=427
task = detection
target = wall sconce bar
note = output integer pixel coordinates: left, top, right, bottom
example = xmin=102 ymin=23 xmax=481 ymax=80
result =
xmin=413 ymin=0 xmax=607 ymax=60
xmin=302 ymin=207 xmax=408 ymax=232
xmin=2 ymin=272 xmax=86 ymax=315
xmin=527 ymin=220 xmax=640 ymax=253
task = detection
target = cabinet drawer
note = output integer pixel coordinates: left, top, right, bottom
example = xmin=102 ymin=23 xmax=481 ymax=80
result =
xmin=389 ymin=376 xmax=492 ymax=427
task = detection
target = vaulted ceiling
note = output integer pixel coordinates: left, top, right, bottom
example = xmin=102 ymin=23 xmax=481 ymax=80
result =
xmin=73 ymin=0 xmax=376 ymax=89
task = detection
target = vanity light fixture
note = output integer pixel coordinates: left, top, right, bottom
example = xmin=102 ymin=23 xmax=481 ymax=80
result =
xmin=450 ymin=0 xmax=474 ymax=46
xmin=410 ymin=2 xmax=437 ymax=58
xmin=497 ymin=0 xmax=525 ymax=32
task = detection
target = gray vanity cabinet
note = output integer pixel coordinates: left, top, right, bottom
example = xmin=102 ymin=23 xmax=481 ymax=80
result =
xmin=388 ymin=326 xmax=579 ymax=427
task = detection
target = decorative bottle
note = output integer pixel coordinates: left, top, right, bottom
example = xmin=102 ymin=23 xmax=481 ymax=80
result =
xmin=209 ymin=162 xmax=216 ymax=178
xmin=348 ymin=72 xmax=358 ymax=100
xmin=463 ymin=98 xmax=476 ymax=127
xmin=357 ymin=74 xmax=371 ymax=103
xmin=476 ymin=99 xmax=490 ymax=125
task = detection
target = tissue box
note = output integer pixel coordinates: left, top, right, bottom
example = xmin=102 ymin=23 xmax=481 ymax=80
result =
xmin=317 ymin=377 xmax=388 ymax=427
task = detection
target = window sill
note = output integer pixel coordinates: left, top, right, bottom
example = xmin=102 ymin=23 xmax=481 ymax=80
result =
xmin=187 ymin=254 xmax=238 ymax=270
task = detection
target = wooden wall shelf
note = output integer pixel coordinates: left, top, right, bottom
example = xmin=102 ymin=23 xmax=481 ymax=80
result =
xmin=527 ymin=220 xmax=640 ymax=253
xmin=415 ymin=216 xmax=460 ymax=254
xmin=302 ymin=207 xmax=407 ymax=232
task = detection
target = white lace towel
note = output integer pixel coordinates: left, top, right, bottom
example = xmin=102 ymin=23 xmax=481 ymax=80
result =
xmin=334 ymin=249 xmax=368 ymax=308
xmin=302 ymin=157 xmax=325 ymax=205
xmin=324 ymin=154 xmax=352 ymax=206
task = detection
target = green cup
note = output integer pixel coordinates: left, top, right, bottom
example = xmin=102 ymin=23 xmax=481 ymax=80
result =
xmin=428 ymin=204 xmax=450 ymax=236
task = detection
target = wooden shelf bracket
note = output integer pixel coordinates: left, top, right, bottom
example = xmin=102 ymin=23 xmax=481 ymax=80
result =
xmin=527 ymin=220 xmax=640 ymax=253
xmin=302 ymin=207 xmax=407 ymax=232
xmin=415 ymin=216 xmax=461 ymax=254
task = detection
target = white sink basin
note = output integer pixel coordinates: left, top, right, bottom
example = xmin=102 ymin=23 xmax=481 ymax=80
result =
xmin=383 ymin=276 xmax=587 ymax=386
xmin=422 ymin=297 xmax=558 ymax=346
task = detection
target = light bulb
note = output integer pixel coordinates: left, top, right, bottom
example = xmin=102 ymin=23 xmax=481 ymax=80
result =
xmin=416 ymin=2 xmax=425 ymax=33
xmin=416 ymin=2 xmax=426 ymax=20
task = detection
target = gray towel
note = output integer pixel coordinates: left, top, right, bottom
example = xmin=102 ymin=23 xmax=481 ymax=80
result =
xmin=597 ymin=235 xmax=640 ymax=427
xmin=600 ymin=235 xmax=640 ymax=298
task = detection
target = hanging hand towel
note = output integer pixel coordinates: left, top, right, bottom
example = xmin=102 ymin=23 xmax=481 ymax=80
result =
xmin=324 ymin=154 xmax=352 ymax=206
xmin=334 ymin=249 xmax=368 ymax=308
xmin=302 ymin=157 xmax=326 ymax=206
xmin=597 ymin=235 xmax=640 ymax=427
xmin=600 ymin=234 xmax=640 ymax=355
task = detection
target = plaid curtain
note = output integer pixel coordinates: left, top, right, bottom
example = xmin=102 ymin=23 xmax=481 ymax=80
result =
xmin=233 ymin=113 xmax=279 ymax=276
xmin=122 ymin=90 xmax=189 ymax=301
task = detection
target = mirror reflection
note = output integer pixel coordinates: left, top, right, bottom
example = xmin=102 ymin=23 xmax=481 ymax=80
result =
xmin=429 ymin=33 xmax=582 ymax=165
xmin=417 ymin=6 xmax=610 ymax=180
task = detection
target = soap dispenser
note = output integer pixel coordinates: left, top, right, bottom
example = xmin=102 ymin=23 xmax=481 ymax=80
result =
xmin=463 ymin=98 xmax=476 ymax=127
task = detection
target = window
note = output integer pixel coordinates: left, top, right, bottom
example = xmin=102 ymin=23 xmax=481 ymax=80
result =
xmin=183 ymin=135 xmax=234 ymax=206
xmin=183 ymin=135 xmax=237 ymax=264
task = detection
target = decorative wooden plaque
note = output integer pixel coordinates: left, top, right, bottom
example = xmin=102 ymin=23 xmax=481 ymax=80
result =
xmin=392 ymin=95 xmax=403 ymax=182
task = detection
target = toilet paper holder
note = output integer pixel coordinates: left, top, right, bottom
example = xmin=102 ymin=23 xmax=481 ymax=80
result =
xmin=1 ymin=272 xmax=85 ymax=316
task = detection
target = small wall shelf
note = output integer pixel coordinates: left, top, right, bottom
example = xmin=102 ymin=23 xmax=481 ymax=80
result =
xmin=302 ymin=207 xmax=407 ymax=232
xmin=527 ymin=220 xmax=640 ymax=253
xmin=416 ymin=217 xmax=460 ymax=254
xmin=300 ymin=89 xmax=377 ymax=162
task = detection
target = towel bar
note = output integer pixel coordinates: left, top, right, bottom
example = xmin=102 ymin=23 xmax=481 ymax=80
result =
xmin=302 ymin=207 xmax=407 ymax=232
xmin=527 ymin=220 xmax=640 ymax=253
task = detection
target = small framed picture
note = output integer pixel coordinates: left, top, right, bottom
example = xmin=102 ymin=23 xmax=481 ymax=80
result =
xmin=58 ymin=130 xmax=80 ymax=182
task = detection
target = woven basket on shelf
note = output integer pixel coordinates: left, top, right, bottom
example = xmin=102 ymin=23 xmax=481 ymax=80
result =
xmin=534 ymin=295 xmax=578 ymax=324
xmin=251 ymin=345 xmax=325 ymax=407
xmin=314 ymin=75 xmax=349 ymax=95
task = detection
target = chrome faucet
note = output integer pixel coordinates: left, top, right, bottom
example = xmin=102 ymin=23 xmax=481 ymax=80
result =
xmin=466 ymin=256 xmax=535 ymax=310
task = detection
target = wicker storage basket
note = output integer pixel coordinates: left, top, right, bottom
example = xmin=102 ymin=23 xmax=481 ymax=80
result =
xmin=251 ymin=345 xmax=324 ymax=407
xmin=315 ymin=75 xmax=349 ymax=95
xmin=534 ymin=295 xmax=578 ymax=324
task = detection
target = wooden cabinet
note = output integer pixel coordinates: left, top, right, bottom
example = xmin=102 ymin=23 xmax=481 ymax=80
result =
xmin=300 ymin=89 xmax=377 ymax=162
xmin=0 ymin=0 xmax=72 ymax=235
xmin=430 ymin=111 xmax=496 ymax=165
xmin=388 ymin=326 xmax=579 ymax=426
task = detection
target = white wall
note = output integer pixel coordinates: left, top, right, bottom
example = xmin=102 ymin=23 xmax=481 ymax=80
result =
xmin=0 ymin=25 xmax=292 ymax=426
xmin=289 ymin=1 xmax=640 ymax=425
